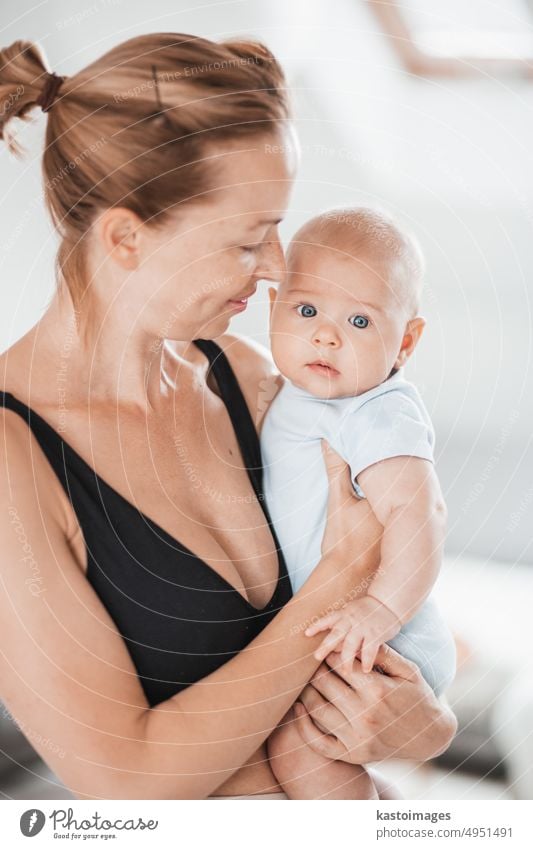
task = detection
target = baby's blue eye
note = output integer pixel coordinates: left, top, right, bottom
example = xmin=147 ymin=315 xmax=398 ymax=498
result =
xmin=349 ymin=314 xmax=369 ymax=329
xmin=297 ymin=304 xmax=317 ymax=318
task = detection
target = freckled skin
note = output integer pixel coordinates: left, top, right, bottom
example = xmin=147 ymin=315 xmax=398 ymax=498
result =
xmin=100 ymin=124 xmax=299 ymax=347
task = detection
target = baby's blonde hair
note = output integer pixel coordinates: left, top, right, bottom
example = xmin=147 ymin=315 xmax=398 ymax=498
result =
xmin=287 ymin=206 xmax=425 ymax=316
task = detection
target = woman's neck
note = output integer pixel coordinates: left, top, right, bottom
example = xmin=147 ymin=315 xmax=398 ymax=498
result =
xmin=20 ymin=291 xmax=172 ymax=414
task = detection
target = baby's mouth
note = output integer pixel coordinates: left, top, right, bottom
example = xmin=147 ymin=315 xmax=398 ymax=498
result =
xmin=306 ymin=360 xmax=341 ymax=377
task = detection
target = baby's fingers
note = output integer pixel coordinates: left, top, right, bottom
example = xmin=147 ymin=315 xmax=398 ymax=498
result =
xmin=339 ymin=629 xmax=363 ymax=676
xmin=305 ymin=611 xmax=342 ymax=637
xmin=361 ymin=638 xmax=381 ymax=674
xmin=313 ymin=624 xmax=348 ymax=662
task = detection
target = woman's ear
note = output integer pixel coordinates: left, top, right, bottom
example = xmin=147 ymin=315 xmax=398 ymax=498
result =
xmin=394 ymin=316 xmax=426 ymax=369
xmin=96 ymin=207 xmax=143 ymax=271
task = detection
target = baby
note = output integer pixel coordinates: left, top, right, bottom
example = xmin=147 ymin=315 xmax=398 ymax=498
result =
xmin=260 ymin=207 xmax=456 ymax=799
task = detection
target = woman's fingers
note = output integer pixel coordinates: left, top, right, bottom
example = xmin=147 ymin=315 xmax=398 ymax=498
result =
xmin=299 ymin=679 xmax=346 ymax=732
xmin=319 ymin=440 xmax=383 ymax=573
xmin=308 ymin=664 xmax=368 ymax=722
xmin=324 ymin=643 xmax=421 ymax=693
xmin=321 ymin=439 xmax=353 ymax=492
xmin=368 ymin=643 xmax=422 ymax=683
xmin=293 ymin=702 xmax=347 ymax=760
xmin=321 ymin=439 xmax=354 ymax=517
xmin=325 ymin=649 xmax=385 ymax=692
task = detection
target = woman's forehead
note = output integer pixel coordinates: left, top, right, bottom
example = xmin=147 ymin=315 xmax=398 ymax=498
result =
xmin=209 ymin=129 xmax=296 ymax=206
xmin=210 ymin=178 xmax=292 ymax=232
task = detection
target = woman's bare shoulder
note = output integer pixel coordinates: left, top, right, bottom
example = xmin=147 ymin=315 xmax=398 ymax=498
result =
xmin=0 ymin=405 xmax=78 ymax=542
xmin=214 ymin=334 xmax=283 ymax=430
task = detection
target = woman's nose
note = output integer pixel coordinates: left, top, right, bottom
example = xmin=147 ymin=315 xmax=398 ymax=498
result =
xmin=313 ymin=323 xmax=341 ymax=348
xmin=255 ymin=233 xmax=286 ymax=283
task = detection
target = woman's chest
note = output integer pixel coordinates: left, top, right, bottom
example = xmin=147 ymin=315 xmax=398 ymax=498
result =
xmin=65 ymin=398 xmax=280 ymax=610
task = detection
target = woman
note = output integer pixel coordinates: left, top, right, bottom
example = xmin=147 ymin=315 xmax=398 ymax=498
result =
xmin=0 ymin=34 xmax=456 ymax=800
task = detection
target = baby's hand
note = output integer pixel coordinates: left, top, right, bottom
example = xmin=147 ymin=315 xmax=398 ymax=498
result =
xmin=305 ymin=595 xmax=402 ymax=675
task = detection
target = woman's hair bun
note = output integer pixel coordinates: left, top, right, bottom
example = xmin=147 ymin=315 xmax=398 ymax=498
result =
xmin=0 ymin=39 xmax=53 ymax=155
xmin=0 ymin=31 xmax=289 ymax=320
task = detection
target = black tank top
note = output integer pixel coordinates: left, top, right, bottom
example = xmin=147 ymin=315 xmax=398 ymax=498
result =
xmin=0 ymin=339 xmax=292 ymax=706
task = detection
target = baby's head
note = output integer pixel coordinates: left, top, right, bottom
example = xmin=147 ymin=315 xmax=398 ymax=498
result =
xmin=269 ymin=206 xmax=426 ymax=399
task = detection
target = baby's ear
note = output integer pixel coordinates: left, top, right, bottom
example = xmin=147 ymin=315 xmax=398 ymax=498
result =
xmin=394 ymin=316 xmax=426 ymax=369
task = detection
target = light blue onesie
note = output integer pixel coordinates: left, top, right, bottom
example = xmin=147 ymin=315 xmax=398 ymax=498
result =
xmin=261 ymin=369 xmax=456 ymax=696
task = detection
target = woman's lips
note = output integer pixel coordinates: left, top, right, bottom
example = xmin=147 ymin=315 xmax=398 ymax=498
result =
xmin=227 ymin=288 xmax=256 ymax=312
xmin=227 ymin=297 xmax=249 ymax=312
xmin=306 ymin=362 xmax=340 ymax=377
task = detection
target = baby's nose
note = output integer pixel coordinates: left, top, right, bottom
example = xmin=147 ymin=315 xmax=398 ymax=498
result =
xmin=313 ymin=324 xmax=340 ymax=347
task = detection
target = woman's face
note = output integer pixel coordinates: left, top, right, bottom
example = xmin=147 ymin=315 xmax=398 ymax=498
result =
xmin=131 ymin=125 xmax=298 ymax=342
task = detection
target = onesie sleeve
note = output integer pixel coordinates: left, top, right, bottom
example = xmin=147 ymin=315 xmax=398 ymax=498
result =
xmin=338 ymin=388 xmax=435 ymax=497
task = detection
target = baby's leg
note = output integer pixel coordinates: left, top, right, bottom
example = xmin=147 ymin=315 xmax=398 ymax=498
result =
xmin=267 ymin=707 xmax=378 ymax=800
xmin=367 ymin=767 xmax=404 ymax=800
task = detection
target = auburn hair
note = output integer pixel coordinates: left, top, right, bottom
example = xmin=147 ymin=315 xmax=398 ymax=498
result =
xmin=0 ymin=34 xmax=289 ymax=313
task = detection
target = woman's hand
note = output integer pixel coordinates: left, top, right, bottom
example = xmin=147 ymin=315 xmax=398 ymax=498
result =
xmin=293 ymin=643 xmax=457 ymax=764
xmin=318 ymin=441 xmax=383 ymax=586
xmin=297 ymin=441 xmax=384 ymax=623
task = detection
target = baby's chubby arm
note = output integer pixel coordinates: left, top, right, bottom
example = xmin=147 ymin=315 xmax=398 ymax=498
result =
xmin=306 ymin=456 xmax=447 ymax=673
xmin=357 ymin=455 xmax=447 ymax=624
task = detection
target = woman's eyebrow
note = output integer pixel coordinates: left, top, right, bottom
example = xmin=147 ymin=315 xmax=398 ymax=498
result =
xmin=247 ymin=216 xmax=283 ymax=230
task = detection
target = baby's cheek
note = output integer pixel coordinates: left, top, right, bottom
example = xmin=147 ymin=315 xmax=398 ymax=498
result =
xmin=270 ymin=333 xmax=291 ymax=372
xmin=342 ymin=343 xmax=374 ymax=392
xmin=271 ymin=332 xmax=301 ymax=378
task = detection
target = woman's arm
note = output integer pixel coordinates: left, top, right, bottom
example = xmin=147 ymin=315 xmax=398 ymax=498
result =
xmin=0 ymin=410 xmax=380 ymax=800
xmin=136 ymin=442 xmax=382 ymax=798
xmin=295 ymin=646 xmax=457 ymax=764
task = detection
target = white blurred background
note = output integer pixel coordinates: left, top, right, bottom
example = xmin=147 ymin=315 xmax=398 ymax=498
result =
xmin=1 ymin=0 xmax=532 ymax=801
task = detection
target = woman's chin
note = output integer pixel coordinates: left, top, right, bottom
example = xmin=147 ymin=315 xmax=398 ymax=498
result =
xmin=199 ymin=315 xmax=233 ymax=339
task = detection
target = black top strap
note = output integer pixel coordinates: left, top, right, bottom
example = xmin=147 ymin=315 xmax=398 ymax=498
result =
xmin=193 ymin=338 xmax=263 ymax=494
xmin=0 ymin=349 xmax=291 ymax=708
xmin=0 ymin=390 xmax=71 ymax=489
xmin=1 ymin=340 xmax=264 ymax=497
xmin=0 ymin=390 xmax=55 ymax=435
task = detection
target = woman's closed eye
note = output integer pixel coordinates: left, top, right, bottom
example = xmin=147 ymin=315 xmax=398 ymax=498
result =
xmin=348 ymin=314 xmax=370 ymax=329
